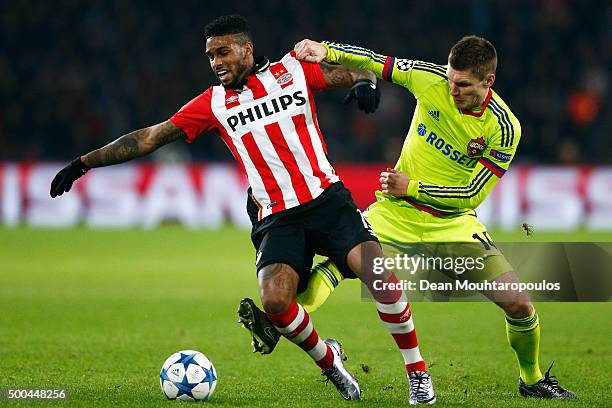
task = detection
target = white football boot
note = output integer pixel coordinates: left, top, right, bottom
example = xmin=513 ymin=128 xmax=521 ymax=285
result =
xmin=408 ymin=370 xmax=436 ymax=405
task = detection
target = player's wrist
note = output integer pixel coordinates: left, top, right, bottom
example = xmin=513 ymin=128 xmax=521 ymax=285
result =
xmin=321 ymin=42 xmax=333 ymax=62
xmin=75 ymin=156 xmax=90 ymax=171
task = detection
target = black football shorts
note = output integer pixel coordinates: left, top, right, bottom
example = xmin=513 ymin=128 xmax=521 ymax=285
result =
xmin=247 ymin=182 xmax=378 ymax=293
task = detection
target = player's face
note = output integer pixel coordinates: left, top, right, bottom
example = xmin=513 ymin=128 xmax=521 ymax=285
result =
xmin=206 ymin=34 xmax=253 ymax=88
xmin=447 ymin=65 xmax=494 ymax=111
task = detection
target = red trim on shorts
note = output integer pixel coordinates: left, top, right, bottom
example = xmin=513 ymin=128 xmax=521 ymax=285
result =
xmin=401 ymin=197 xmax=460 ymax=217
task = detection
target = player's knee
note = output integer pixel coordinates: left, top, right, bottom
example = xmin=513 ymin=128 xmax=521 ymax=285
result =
xmin=260 ymin=294 xmax=292 ymax=314
xmin=504 ymin=300 xmax=533 ymax=319
xmin=257 ymin=263 xmax=299 ymax=314
xmin=346 ymin=240 xmax=384 ymax=278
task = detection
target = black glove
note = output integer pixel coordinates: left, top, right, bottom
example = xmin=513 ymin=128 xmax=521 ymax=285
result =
xmin=343 ymin=79 xmax=380 ymax=114
xmin=50 ymin=157 xmax=89 ymax=198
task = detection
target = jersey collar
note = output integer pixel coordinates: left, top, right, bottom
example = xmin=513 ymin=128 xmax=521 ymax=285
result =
xmin=460 ymin=88 xmax=492 ymax=117
xmin=252 ymin=56 xmax=270 ymax=74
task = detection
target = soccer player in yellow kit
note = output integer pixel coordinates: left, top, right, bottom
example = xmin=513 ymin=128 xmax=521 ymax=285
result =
xmin=300 ymin=35 xmax=577 ymax=401
xmin=239 ymin=35 xmax=576 ymax=403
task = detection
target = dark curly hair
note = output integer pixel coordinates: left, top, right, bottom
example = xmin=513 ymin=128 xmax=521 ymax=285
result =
xmin=204 ymin=15 xmax=252 ymax=44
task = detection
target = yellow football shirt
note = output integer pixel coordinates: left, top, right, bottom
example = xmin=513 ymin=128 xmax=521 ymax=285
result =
xmin=323 ymin=41 xmax=521 ymax=216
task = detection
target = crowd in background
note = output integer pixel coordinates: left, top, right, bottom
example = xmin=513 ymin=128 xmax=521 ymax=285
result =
xmin=1 ymin=0 xmax=610 ymax=164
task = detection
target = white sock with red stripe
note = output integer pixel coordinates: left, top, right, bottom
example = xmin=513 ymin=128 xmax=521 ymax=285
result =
xmin=266 ymin=300 xmax=334 ymax=371
xmin=371 ymin=273 xmax=427 ymax=374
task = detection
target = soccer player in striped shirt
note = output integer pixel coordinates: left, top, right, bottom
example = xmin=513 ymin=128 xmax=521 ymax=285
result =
xmin=240 ymin=36 xmax=576 ymax=403
xmin=49 ymin=14 xmax=433 ymax=403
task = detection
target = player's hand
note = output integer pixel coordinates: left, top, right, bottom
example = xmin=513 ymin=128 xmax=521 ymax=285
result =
xmin=380 ymin=168 xmax=410 ymax=197
xmin=50 ymin=157 xmax=89 ymax=198
xmin=294 ymin=39 xmax=327 ymax=63
xmin=344 ymin=79 xmax=380 ymax=114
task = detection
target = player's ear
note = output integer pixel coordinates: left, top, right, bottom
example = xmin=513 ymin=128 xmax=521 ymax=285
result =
xmin=485 ymin=73 xmax=495 ymax=87
xmin=244 ymin=41 xmax=254 ymax=57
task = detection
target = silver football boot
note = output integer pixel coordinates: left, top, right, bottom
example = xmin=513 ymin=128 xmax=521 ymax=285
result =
xmin=321 ymin=339 xmax=362 ymax=400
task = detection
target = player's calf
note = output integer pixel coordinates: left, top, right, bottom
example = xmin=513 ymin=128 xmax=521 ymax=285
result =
xmin=346 ymin=241 xmax=435 ymax=404
xmin=485 ymin=271 xmax=576 ymax=398
xmin=261 ymin=297 xmax=360 ymax=401
xmin=265 ymin=299 xmax=336 ymax=371
xmin=239 ymin=259 xmax=344 ymax=355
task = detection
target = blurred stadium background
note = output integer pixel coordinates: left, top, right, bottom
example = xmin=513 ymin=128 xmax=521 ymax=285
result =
xmin=1 ymin=0 xmax=611 ymax=231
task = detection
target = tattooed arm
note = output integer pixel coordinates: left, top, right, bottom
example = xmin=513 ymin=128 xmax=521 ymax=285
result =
xmin=51 ymin=110 xmax=203 ymax=197
xmin=319 ymin=62 xmax=376 ymax=89
xmin=81 ymin=120 xmax=186 ymax=168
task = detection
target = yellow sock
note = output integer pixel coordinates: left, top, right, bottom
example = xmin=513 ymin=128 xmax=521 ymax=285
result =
xmin=296 ymin=259 xmax=343 ymax=314
xmin=505 ymin=310 xmax=543 ymax=385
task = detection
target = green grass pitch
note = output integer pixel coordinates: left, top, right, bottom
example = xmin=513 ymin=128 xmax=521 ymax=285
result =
xmin=1 ymin=226 xmax=611 ymax=407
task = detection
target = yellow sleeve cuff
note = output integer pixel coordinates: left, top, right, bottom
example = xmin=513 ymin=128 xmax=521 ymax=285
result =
xmin=321 ymin=41 xmax=337 ymax=63
xmin=406 ymin=179 xmax=419 ymax=197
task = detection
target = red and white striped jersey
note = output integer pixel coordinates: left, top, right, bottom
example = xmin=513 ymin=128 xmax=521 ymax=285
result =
xmin=170 ymin=52 xmax=340 ymax=220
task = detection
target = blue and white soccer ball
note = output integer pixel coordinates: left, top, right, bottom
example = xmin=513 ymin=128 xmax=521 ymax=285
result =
xmin=160 ymin=350 xmax=218 ymax=401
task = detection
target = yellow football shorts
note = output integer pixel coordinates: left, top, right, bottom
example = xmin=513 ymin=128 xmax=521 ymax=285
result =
xmin=364 ymin=192 xmax=513 ymax=283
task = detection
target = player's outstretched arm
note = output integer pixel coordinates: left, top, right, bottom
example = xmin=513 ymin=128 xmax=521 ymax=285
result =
xmin=50 ymin=120 xmax=186 ymax=198
xmin=81 ymin=120 xmax=185 ymax=168
xmin=295 ymin=39 xmax=442 ymax=98
xmin=295 ymin=39 xmax=387 ymax=80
